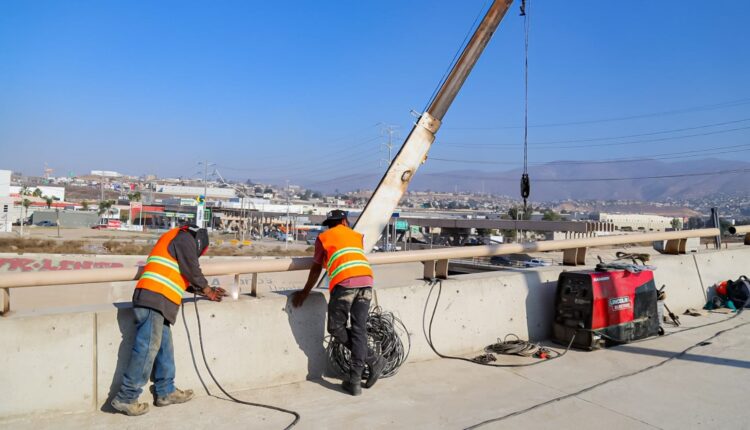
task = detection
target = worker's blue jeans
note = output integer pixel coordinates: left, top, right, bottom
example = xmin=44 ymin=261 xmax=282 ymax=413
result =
xmin=115 ymin=307 xmax=176 ymax=403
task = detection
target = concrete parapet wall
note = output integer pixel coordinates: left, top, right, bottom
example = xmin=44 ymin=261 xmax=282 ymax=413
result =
xmin=2 ymin=248 xmax=748 ymax=418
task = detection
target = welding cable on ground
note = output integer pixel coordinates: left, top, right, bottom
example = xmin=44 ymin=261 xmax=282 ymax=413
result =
xmin=422 ymin=280 xmax=575 ymax=368
xmin=327 ymin=306 xmax=411 ymax=379
xmin=464 ymin=317 xmax=750 ymax=429
xmin=183 ymin=295 xmax=300 ymax=430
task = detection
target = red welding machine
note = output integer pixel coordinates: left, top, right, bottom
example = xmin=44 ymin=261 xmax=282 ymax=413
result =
xmin=552 ymin=269 xmax=660 ymax=350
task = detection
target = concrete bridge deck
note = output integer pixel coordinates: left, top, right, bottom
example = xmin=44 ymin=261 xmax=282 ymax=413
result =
xmin=2 ymin=311 xmax=747 ymax=430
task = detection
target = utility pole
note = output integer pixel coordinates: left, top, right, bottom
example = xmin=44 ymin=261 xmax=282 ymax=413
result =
xmin=285 ymin=179 xmax=290 ymax=250
xmin=196 ymin=161 xmax=215 ymax=228
xmin=379 ymin=124 xmax=398 ymax=166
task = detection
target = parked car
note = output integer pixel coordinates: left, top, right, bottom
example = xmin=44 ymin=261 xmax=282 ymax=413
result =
xmin=306 ymin=231 xmax=320 ymax=245
xmin=524 ymin=258 xmax=551 ymax=267
xmin=490 ymin=256 xmax=513 ymax=266
xmin=35 ymin=220 xmax=57 ymax=227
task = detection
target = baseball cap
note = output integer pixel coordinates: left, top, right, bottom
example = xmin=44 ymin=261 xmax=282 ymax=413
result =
xmin=322 ymin=209 xmax=348 ymax=227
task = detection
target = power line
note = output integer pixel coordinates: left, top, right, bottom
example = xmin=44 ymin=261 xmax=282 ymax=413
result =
xmin=428 ymin=167 xmax=750 ymax=182
xmin=443 ymin=124 xmax=750 ymax=149
xmin=445 ymin=96 xmax=750 ymax=130
xmin=532 ymin=117 xmax=750 ymax=145
xmin=428 ymin=142 xmax=750 ymax=166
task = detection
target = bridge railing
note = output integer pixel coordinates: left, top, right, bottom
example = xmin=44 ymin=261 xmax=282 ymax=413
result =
xmin=0 ymin=228 xmax=722 ymax=315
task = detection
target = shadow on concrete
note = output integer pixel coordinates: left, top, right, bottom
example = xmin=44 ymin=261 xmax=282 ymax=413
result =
xmin=518 ymin=269 xmax=558 ymax=341
xmin=615 ymin=344 xmax=750 ymax=369
xmin=281 ymin=290 xmax=341 ymax=392
xmin=100 ymin=304 xmax=136 ymax=413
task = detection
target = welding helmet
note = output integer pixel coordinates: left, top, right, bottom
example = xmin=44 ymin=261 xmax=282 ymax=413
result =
xmin=182 ymin=224 xmax=210 ymax=257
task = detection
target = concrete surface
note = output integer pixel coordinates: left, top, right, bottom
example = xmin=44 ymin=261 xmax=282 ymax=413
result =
xmin=1 ymin=247 xmax=748 ymax=419
xmin=1 ymin=311 xmax=747 ymax=430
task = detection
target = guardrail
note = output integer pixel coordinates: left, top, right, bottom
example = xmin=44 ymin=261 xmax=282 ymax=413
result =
xmin=0 ymin=228 xmax=721 ymax=315
xmin=729 ymin=225 xmax=750 ymax=245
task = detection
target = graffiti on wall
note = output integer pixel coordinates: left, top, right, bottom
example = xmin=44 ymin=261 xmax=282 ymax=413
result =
xmin=0 ymin=257 xmax=126 ymax=272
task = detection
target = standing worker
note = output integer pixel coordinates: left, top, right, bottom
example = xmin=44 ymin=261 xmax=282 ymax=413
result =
xmin=293 ymin=210 xmax=386 ymax=396
xmin=111 ymin=224 xmax=226 ymax=416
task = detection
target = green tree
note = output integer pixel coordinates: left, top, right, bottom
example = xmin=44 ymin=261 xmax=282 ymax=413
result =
xmin=671 ymin=218 xmax=682 ymax=230
xmin=32 ymin=188 xmax=43 ymax=198
xmin=508 ymin=206 xmax=532 ymax=221
xmin=98 ymin=200 xmax=115 ymax=216
xmin=127 ymin=191 xmax=142 ymax=202
xmin=542 ymin=209 xmax=562 ymax=221
xmin=81 ymin=200 xmax=89 ymax=211
xmin=44 ymin=196 xmax=53 ymax=209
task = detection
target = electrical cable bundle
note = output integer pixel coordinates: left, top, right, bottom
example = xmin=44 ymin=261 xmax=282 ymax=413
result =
xmin=326 ymin=306 xmax=411 ymax=379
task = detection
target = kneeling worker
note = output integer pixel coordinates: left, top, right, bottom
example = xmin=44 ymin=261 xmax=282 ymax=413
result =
xmin=293 ymin=210 xmax=386 ymax=396
xmin=111 ymin=224 xmax=226 ymax=416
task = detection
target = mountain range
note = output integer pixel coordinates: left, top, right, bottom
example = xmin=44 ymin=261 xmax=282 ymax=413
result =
xmin=304 ymin=158 xmax=750 ymax=201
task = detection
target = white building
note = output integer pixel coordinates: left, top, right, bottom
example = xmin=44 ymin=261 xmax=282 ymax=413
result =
xmin=596 ymin=213 xmax=675 ymax=232
xmin=156 ymin=185 xmax=236 ymax=199
xmin=10 ymin=185 xmax=66 ymax=201
xmin=91 ymin=170 xmax=122 ymax=178
xmin=0 ymin=170 xmax=13 ymax=232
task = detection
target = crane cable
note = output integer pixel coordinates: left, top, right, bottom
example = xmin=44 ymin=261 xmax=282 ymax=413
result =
xmin=519 ymin=0 xmax=531 ymax=215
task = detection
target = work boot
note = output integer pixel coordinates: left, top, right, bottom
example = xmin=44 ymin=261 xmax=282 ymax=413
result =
xmin=155 ymin=388 xmax=194 ymax=406
xmin=342 ymin=368 xmax=363 ymax=396
xmin=111 ymin=398 xmax=149 ymax=416
xmin=364 ymin=355 xmax=386 ymax=389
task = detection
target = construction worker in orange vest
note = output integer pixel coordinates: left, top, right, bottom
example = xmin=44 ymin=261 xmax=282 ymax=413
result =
xmin=111 ymin=224 xmax=226 ymax=416
xmin=293 ymin=210 xmax=386 ymax=396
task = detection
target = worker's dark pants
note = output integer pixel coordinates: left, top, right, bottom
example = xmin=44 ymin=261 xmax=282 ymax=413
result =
xmin=115 ymin=307 xmax=176 ymax=403
xmin=327 ymin=286 xmax=374 ymax=377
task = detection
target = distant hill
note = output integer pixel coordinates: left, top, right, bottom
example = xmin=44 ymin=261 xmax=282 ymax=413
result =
xmin=305 ymin=158 xmax=750 ymax=201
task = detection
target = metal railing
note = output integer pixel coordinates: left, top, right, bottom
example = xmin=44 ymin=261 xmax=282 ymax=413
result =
xmin=0 ymin=228 xmax=722 ymax=315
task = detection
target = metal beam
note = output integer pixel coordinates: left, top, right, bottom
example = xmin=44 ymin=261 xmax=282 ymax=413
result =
xmin=353 ymin=0 xmax=514 ymax=252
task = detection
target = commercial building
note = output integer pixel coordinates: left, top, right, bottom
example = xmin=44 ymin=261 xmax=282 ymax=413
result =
xmin=0 ymin=170 xmax=12 ymax=232
xmin=156 ymin=185 xmax=236 ymax=199
xmin=595 ymin=212 xmax=675 ymax=232
xmin=9 ymin=185 xmax=66 ymax=201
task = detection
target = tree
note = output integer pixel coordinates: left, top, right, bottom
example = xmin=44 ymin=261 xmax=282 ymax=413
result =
xmin=687 ymin=217 xmax=705 ymax=229
xmin=44 ymin=196 xmax=53 ymax=209
xmin=98 ymin=200 xmax=115 ymax=216
xmin=312 ymin=191 xmax=323 ymax=199
xmin=81 ymin=200 xmax=89 ymax=211
xmin=20 ymin=199 xmax=31 ymax=235
xmin=671 ymin=218 xmax=682 ymax=230
xmin=542 ymin=210 xmax=562 ymax=221
xmin=508 ymin=206 xmax=532 ymax=221
xmin=127 ymin=191 xmax=141 ymax=202
xmin=32 ymin=188 xmax=43 ymax=198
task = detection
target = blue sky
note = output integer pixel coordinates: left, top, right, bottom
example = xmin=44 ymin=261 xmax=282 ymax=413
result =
xmin=1 ymin=0 xmax=749 ymax=185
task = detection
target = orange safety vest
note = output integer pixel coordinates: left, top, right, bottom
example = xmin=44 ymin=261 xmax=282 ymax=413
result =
xmin=318 ymin=224 xmax=373 ymax=291
xmin=135 ymin=228 xmax=188 ymax=305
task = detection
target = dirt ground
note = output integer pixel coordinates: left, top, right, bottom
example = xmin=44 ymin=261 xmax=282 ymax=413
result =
xmin=1 ymin=227 xmax=313 ymax=256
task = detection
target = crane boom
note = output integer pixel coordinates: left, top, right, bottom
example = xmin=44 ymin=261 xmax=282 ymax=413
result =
xmin=353 ymin=0 xmax=514 ymax=251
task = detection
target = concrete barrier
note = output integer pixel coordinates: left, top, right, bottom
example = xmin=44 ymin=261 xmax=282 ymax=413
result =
xmin=1 ymin=247 xmax=748 ymax=418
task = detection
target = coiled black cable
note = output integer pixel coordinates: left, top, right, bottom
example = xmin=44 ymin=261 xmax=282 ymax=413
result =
xmin=182 ymin=295 xmax=300 ymax=429
xmin=423 ymin=280 xmax=576 ymax=368
xmin=326 ymin=306 xmax=411 ymax=379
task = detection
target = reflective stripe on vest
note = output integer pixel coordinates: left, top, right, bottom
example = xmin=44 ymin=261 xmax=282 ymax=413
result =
xmin=318 ymin=225 xmax=373 ymax=291
xmin=135 ymin=228 xmax=187 ymax=305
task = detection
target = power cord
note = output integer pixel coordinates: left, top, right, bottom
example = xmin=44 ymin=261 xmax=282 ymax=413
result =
xmin=423 ymin=280 xmax=576 ymax=368
xmin=182 ymin=294 xmax=300 ymax=429
xmin=464 ymin=317 xmax=750 ymax=429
